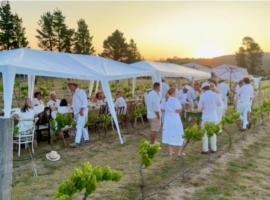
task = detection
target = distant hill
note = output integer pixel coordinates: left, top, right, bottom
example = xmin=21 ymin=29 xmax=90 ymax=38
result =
xmin=162 ymin=52 xmax=270 ymax=71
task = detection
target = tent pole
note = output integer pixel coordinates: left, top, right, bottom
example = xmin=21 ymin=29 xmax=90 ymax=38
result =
xmin=3 ymin=69 xmax=15 ymax=118
xmin=94 ymin=81 xmax=99 ymax=94
xmin=101 ymin=80 xmax=124 ymax=144
xmin=132 ymin=78 xmax=136 ymax=98
xmin=88 ymin=80 xmax=95 ymax=97
xmin=27 ymin=75 xmax=35 ymax=100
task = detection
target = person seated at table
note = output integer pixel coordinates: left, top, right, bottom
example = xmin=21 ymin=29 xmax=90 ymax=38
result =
xmin=95 ymin=91 xmax=105 ymax=105
xmin=51 ymin=99 xmax=73 ymax=119
xmin=12 ymin=98 xmax=35 ymax=133
xmin=32 ymin=91 xmax=45 ymax=114
xmin=47 ymin=91 xmax=60 ymax=111
xmin=114 ymin=91 xmax=127 ymax=114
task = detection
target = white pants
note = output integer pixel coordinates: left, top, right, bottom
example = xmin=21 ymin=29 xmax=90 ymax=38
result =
xmin=75 ymin=110 xmax=89 ymax=144
xmin=201 ymin=121 xmax=217 ymax=152
xmin=238 ymin=101 xmax=251 ymax=129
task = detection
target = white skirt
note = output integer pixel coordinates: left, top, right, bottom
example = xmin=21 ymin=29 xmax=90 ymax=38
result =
xmin=162 ymin=113 xmax=184 ymax=146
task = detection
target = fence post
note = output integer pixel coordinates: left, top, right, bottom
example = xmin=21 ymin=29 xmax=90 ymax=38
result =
xmin=0 ymin=118 xmax=13 ymax=200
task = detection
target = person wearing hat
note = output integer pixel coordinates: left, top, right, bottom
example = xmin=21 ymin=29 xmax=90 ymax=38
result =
xmin=238 ymin=77 xmax=254 ymax=131
xmin=47 ymin=91 xmax=60 ymax=111
xmin=198 ymin=82 xmax=222 ymax=153
xmin=68 ymin=82 xmax=89 ymax=147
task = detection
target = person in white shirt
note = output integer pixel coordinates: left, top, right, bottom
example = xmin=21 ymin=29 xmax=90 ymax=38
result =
xmin=47 ymin=91 xmax=60 ymax=111
xmin=177 ymin=87 xmax=189 ymax=107
xmin=161 ymin=79 xmax=169 ymax=99
xmin=161 ymin=87 xmax=185 ymax=157
xmin=209 ymin=80 xmax=224 ymax=123
xmin=235 ymin=80 xmax=243 ymax=112
xmin=238 ymin=77 xmax=254 ymax=130
xmin=185 ymin=83 xmax=196 ymax=105
xmin=13 ymin=98 xmax=35 ymax=133
xmin=114 ymin=91 xmax=127 ymax=114
xmin=51 ymin=99 xmax=72 ymax=119
xmin=146 ymin=82 xmax=161 ymax=144
xmin=32 ymin=91 xmax=45 ymax=114
xmin=198 ymin=82 xmax=222 ymax=153
xmin=68 ymin=82 xmax=89 ymax=147
xmin=217 ymin=80 xmax=229 ymax=111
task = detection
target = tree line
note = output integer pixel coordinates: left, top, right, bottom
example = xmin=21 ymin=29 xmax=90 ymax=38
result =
xmin=0 ymin=1 xmax=141 ymax=63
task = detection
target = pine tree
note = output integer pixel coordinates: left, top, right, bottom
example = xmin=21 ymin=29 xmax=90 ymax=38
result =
xmin=0 ymin=1 xmax=28 ymax=50
xmin=101 ymin=29 xmax=129 ymax=62
xmin=36 ymin=11 xmax=55 ymax=51
xmin=36 ymin=9 xmax=74 ymax=52
xmin=73 ymin=19 xmax=95 ymax=55
xmin=126 ymin=39 xmax=141 ymax=63
xmin=13 ymin=14 xmax=28 ymax=48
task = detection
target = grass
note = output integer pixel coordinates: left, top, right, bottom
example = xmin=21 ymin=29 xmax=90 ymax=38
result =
xmin=187 ymin=126 xmax=270 ymax=200
xmin=12 ymin=119 xmax=248 ymax=200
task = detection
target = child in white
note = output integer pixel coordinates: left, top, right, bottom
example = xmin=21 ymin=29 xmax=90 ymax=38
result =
xmin=161 ymin=88 xmax=185 ymax=156
xmin=198 ymin=82 xmax=222 ymax=153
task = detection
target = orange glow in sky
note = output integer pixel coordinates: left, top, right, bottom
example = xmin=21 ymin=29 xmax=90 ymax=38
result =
xmin=9 ymin=1 xmax=270 ymax=59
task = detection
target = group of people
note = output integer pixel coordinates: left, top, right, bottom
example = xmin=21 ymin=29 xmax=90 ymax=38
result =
xmin=12 ymin=82 xmax=128 ymax=148
xmin=145 ymin=77 xmax=255 ymax=156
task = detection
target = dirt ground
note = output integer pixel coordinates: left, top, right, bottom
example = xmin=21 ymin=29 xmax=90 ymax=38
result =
xmin=12 ymin=117 xmax=270 ymax=200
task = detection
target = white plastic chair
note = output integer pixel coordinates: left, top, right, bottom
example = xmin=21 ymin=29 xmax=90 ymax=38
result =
xmin=13 ymin=118 xmax=38 ymax=157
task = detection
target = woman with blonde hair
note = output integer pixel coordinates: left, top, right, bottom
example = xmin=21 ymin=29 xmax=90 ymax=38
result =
xmin=161 ymin=87 xmax=185 ymax=157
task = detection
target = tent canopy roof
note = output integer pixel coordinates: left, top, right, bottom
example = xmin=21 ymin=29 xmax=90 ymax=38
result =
xmin=183 ymin=63 xmax=212 ymax=73
xmin=131 ymin=61 xmax=211 ymax=80
xmin=0 ymin=48 xmax=150 ymax=81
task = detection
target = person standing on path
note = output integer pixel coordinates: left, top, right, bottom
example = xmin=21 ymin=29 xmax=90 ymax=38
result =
xmin=161 ymin=88 xmax=185 ymax=157
xmin=238 ymin=77 xmax=254 ymax=131
xmin=68 ymin=82 xmax=89 ymax=147
xmin=198 ymin=82 xmax=222 ymax=153
xmin=146 ymin=82 xmax=161 ymax=144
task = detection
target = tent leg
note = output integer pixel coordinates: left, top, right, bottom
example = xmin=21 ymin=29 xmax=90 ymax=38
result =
xmin=27 ymin=75 xmax=35 ymax=100
xmin=132 ymin=78 xmax=136 ymax=98
xmin=101 ymin=80 xmax=124 ymax=144
xmin=3 ymin=69 xmax=15 ymax=118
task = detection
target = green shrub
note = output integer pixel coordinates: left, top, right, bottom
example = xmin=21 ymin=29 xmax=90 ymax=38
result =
xmin=55 ymin=162 xmax=123 ymax=200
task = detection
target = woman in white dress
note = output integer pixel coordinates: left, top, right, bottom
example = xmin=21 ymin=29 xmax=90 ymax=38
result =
xmin=161 ymin=88 xmax=185 ymax=157
xmin=13 ymin=98 xmax=35 ymax=133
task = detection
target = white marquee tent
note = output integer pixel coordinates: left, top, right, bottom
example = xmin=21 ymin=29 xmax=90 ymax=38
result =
xmin=131 ymin=61 xmax=211 ymax=83
xmin=183 ymin=63 xmax=212 ymax=73
xmin=212 ymin=64 xmax=249 ymax=82
xmin=0 ymin=48 xmax=151 ymax=144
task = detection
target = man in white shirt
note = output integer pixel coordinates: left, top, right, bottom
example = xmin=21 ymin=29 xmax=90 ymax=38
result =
xmin=161 ymin=79 xmax=169 ymax=99
xmin=68 ymin=82 xmax=89 ymax=147
xmin=177 ymin=87 xmax=188 ymax=106
xmin=115 ymin=91 xmax=127 ymax=114
xmin=238 ymin=77 xmax=254 ymax=130
xmin=198 ymin=82 xmax=222 ymax=153
xmin=185 ymin=83 xmax=196 ymax=105
xmin=47 ymin=91 xmax=60 ymax=111
xmin=146 ymin=82 xmax=161 ymax=144
xmin=217 ymin=80 xmax=230 ymax=111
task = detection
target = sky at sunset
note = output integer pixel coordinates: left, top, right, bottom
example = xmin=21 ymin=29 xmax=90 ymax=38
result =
xmin=9 ymin=1 xmax=270 ymax=59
